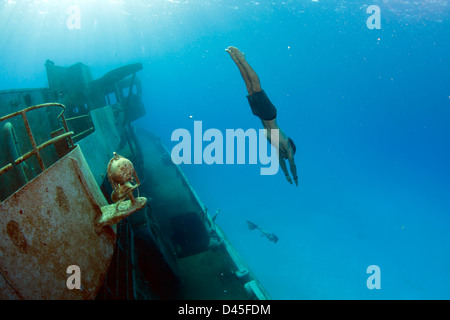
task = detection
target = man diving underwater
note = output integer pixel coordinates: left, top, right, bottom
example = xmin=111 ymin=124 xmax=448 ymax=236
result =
xmin=247 ymin=220 xmax=279 ymax=243
xmin=226 ymin=46 xmax=298 ymax=186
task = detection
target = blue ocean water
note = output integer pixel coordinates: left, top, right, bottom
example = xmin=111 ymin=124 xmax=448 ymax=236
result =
xmin=1 ymin=0 xmax=449 ymax=299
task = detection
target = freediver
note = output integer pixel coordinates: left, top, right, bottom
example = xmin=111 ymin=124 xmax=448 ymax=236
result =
xmin=247 ymin=220 xmax=279 ymax=243
xmin=226 ymin=46 xmax=298 ymax=186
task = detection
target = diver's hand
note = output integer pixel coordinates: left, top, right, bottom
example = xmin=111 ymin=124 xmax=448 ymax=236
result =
xmin=285 ymin=174 xmax=293 ymax=185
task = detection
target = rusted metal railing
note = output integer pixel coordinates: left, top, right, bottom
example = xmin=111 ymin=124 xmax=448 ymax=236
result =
xmin=65 ymin=113 xmax=95 ymax=141
xmin=0 ymin=103 xmax=74 ymax=177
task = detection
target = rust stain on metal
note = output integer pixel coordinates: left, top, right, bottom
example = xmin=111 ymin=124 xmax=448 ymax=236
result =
xmin=6 ymin=220 xmax=28 ymax=254
xmin=55 ymin=186 xmax=70 ymax=213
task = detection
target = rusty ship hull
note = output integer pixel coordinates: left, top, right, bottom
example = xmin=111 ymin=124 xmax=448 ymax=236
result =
xmin=0 ymin=61 xmax=270 ymax=300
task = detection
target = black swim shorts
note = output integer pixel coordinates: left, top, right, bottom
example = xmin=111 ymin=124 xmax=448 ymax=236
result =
xmin=247 ymin=90 xmax=277 ymax=121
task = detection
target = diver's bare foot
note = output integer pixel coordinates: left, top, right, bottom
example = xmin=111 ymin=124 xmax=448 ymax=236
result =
xmin=225 ymin=47 xmax=239 ymax=64
xmin=229 ymin=46 xmax=246 ymax=63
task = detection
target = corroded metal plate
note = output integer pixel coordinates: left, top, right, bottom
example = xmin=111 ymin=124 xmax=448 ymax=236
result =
xmin=0 ymin=146 xmax=115 ymax=299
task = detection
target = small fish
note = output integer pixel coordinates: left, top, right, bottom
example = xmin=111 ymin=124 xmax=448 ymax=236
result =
xmin=247 ymin=220 xmax=279 ymax=243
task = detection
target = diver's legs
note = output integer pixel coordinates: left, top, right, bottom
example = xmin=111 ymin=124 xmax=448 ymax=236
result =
xmin=226 ymin=47 xmax=253 ymax=95
xmin=228 ymin=47 xmax=262 ymax=94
